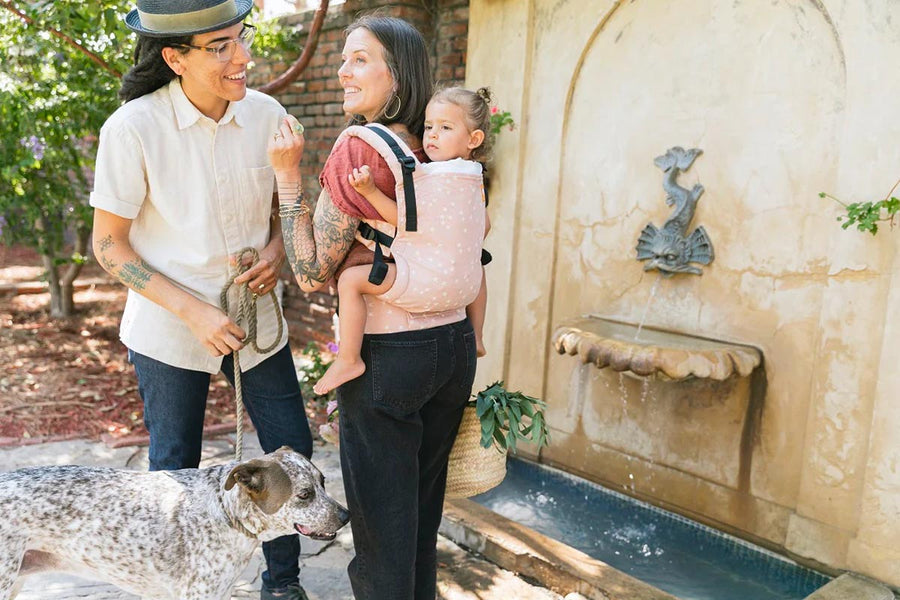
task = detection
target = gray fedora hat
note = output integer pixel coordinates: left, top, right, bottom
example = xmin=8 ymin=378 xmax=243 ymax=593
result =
xmin=125 ymin=0 xmax=253 ymax=38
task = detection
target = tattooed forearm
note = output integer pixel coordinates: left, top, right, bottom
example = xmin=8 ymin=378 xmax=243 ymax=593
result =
xmin=281 ymin=194 xmax=357 ymax=288
xmin=281 ymin=212 xmax=323 ymax=287
xmin=313 ymin=200 xmax=358 ymax=276
xmin=98 ymin=234 xmax=114 ymax=252
xmin=100 ymin=254 xmax=118 ymax=271
xmin=97 ymin=234 xmax=117 ymax=272
xmin=119 ymin=258 xmax=156 ymax=291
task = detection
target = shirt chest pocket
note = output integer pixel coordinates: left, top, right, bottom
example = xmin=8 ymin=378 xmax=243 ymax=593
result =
xmin=234 ymin=165 xmax=276 ymax=228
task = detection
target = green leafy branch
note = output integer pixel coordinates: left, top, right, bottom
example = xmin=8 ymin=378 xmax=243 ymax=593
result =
xmin=474 ymin=381 xmax=550 ymax=453
xmin=489 ymin=107 xmax=516 ymax=136
xmin=820 ymin=177 xmax=900 ymax=235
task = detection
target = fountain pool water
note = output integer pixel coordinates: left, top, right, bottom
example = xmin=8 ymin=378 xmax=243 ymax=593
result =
xmin=472 ymin=458 xmax=830 ymax=600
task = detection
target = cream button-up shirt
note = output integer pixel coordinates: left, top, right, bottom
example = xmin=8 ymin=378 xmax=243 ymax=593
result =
xmin=90 ymin=79 xmax=288 ymax=374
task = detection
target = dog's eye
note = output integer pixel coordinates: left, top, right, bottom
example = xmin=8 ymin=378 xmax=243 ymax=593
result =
xmin=296 ymin=490 xmax=312 ymax=500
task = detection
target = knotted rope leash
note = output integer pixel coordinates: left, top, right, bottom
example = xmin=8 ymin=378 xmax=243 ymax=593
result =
xmin=220 ymin=247 xmax=284 ymax=461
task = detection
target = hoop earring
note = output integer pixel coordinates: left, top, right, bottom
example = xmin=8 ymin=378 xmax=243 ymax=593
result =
xmin=384 ymin=94 xmax=402 ymax=119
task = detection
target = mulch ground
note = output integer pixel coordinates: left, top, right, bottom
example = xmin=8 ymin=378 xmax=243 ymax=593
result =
xmin=0 ymin=245 xmax=240 ymax=446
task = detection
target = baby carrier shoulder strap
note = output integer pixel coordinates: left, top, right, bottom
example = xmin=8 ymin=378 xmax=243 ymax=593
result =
xmin=365 ymin=125 xmax=418 ymax=232
xmin=335 ymin=124 xmax=420 ymax=285
xmin=338 ymin=124 xmax=420 ymax=233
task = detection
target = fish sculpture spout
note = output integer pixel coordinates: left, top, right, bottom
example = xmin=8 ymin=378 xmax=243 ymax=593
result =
xmin=636 ymin=146 xmax=714 ymax=276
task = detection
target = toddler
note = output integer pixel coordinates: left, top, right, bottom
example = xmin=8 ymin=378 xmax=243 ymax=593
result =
xmin=313 ymin=87 xmax=493 ymax=395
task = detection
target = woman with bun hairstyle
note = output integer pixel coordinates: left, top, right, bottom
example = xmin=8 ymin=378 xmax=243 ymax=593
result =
xmin=269 ymin=15 xmax=477 ymax=600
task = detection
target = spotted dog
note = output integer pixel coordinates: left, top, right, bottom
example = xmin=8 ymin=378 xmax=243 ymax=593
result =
xmin=0 ymin=446 xmax=349 ymax=600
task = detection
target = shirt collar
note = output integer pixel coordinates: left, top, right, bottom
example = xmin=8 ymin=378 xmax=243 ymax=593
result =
xmin=169 ymin=79 xmax=246 ymax=130
xmin=223 ymin=96 xmax=246 ymax=127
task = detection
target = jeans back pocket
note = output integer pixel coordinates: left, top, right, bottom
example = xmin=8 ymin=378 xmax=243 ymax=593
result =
xmin=370 ymin=338 xmax=439 ymax=414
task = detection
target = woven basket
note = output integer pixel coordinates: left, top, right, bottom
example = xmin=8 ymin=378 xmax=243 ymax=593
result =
xmin=445 ymin=405 xmax=507 ymax=499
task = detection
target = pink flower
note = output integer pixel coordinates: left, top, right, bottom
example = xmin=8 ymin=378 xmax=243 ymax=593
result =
xmin=326 ymin=341 xmax=339 ymax=354
xmin=326 ymin=400 xmax=339 ymax=416
xmin=491 ymin=106 xmax=498 ymax=114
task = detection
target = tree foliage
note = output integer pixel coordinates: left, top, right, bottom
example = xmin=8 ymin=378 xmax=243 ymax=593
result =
xmin=0 ymin=1 xmax=131 ymax=315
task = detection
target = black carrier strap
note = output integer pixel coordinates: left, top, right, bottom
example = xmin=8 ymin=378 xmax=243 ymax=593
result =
xmin=354 ymin=125 xmax=418 ymax=286
xmin=480 ymin=167 xmax=491 ymax=265
xmin=369 ymin=242 xmax=390 ymax=285
xmin=367 ymin=125 xmax=418 ymax=232
xmin=358 ymin=221 xmax=395 ymax=248
xmin=357 ymin=222 xmax=395 ymax=285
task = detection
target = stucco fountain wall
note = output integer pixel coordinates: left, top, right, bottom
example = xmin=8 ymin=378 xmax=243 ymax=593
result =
xmin=467 ymin=0 xmax=900 ymax=587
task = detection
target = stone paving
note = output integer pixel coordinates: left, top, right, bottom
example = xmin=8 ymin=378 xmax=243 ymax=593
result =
xmin=0 ymin=434 xmax=564 ymax=600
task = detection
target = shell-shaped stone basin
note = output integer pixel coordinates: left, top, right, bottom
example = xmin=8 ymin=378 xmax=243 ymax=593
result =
xmin=552 ymin=316 xmax=762 ymax=381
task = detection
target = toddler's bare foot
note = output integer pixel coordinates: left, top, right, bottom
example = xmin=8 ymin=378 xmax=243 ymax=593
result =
xmin=314 ymin=358 xmax=366 ymax=395
xmin=476 ymin=341 xmax=487 ymax=358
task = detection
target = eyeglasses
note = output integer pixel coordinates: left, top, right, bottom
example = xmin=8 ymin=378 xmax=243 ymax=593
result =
xmin=172 ymin=24 xmax=255 ymax=63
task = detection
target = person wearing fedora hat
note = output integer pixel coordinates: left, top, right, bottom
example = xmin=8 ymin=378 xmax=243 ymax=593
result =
xmin=89 ymin=2 xmax=312 ymax=600
xmin=125 ymin=0 xmax=255 ymax=38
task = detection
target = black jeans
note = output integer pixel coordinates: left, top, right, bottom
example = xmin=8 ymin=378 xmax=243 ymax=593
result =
xmin=130 ymin=343 xmax=313 ymax=593
xmin=337 ymin=319 xmax=477 ymax=600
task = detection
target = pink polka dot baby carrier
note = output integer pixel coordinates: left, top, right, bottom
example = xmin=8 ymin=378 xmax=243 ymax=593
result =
xmin=340 ymin=123 xmax=485 ymax=315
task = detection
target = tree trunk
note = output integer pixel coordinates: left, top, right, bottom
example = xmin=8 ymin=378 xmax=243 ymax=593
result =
xmin=43 ymin=227 xmax=89 ymax=319
xmin=49 ymin=279 xmax=75 ymax=318
xmin=42 ymin=252 xmax=64 ymax=318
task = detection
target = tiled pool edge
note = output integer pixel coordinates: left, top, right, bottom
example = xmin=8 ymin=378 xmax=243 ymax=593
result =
xmin=441 ymin=497 xmax=679 ymax=600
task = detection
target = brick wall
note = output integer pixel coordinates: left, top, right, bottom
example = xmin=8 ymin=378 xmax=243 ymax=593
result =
xmin=250 ymin=0 xmax=470 ymax=348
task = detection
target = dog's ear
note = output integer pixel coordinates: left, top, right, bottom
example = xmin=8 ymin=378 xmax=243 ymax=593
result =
xmin=225 ymin=459 xmax=293 ymax=514
xmin=225 ymin=458 xmax=266 ymax=493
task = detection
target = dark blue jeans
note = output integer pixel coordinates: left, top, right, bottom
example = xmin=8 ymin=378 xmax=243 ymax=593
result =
xmin=129 ymin=343 xmax=313 ymax=593
xmin=337 ymin=319 xmax=477 ymax=600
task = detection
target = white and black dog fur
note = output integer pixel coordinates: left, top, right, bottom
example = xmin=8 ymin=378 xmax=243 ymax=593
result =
xmin=0 ymin=446 xmax=349 ymax=600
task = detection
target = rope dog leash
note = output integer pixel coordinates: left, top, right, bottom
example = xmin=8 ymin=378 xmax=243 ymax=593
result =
xmin=219 ymin=247 xmax=284 ymax=461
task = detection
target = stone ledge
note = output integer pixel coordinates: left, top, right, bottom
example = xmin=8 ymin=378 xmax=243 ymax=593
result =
xmin=0 ymin=277 xmax=117 ymax=296
xmin=803 ymin=573 xmax=895 ymax=600
xmin=553 ymin=316 xmax=762 ymax=381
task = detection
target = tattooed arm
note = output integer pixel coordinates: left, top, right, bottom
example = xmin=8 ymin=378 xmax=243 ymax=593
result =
xmin=279 ymin=188 xmax=359 ymax=292
xmin=270 ymin=116 xmax=359 ymax=292
xmin=91 ymin=208 xmax=246 ymax=356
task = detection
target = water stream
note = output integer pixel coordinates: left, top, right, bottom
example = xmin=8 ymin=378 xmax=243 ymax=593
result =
xmin=635 ymin=275 xmax=663 ymax=341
